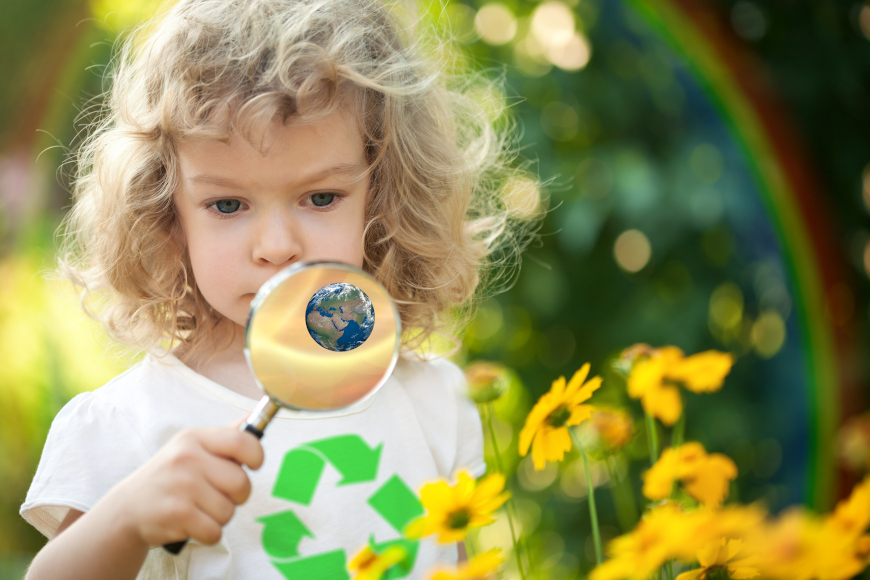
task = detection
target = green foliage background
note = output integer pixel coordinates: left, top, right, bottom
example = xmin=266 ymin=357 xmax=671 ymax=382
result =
xmin=0 ymin=0 xmax=869 ymax=578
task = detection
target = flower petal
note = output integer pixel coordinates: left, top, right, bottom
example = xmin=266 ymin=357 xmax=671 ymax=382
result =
xmin=696 ymin=538 xmax=724 ymax=567
xmin=669 ymin=350 xmax=734 ymax=393
xmin=570 ymin=376 xmax=603 ymax=406
xmin=675 ymin=570 xmax=705 ymax=580
xmin=566 ymin=404 xmax=595 ymax=427
xmin=682 ymin=454 xmax=737 ymax=507
xmin=642 ymin=384 xmax=682 ymax=426
xmin=628 ymin=356 xmax=665 ymax=398
xmin=550 ymin=375 xmax=567 ymax=398
xmin=564 ymin=363 xmax=591 ymax=398
xmin=642 ymin=447 xmax=680 ymax=500
xmin=519 ymin=393 xmax=562 ymax=456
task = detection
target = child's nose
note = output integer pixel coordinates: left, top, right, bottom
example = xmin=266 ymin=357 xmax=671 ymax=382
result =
xmin=252 ymin=210 xmax=302 ymax=266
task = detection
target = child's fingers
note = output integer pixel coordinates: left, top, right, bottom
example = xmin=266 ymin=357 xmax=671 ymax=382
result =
xmin=200 ymin=453 xmax=253 ymax=505
xmin=183 ymin=504 xmax=225 ymax=546
xmin=191 ymin=476 xmax=237 ymax=527
xmin=199 ymin=426 xmax=264 ymax=470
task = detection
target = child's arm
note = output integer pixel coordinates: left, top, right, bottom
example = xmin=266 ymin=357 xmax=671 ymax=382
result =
xmin=25 ymin=426 xmax=263 ymax=580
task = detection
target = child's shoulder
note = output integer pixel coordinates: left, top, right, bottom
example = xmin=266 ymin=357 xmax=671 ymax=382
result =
xmin=390 ymin=356 xmax=470 ymax=417
xmin=50 ymin=353 xmax=200 ymax=445
xmin=393 ymin=356 xmax=466 ymax=392
xmin=64 ymin=353 xmax=181 ymax=411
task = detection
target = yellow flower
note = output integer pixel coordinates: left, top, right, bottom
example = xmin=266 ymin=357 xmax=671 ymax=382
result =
xmin=429 ymin=549 xmax=504 ymax=580
xmin=668 ymin=350 xmax=735 ymax=393
xmin=626 ymin=346 xmax=734 ymax=426
xmin=590 ymin=503 xmax=700 ymax=580
xmin=590 ymin=503 xmax=765 ymax=580
xmin=745 ymin=508 xmax=869 ymax=580
xmin=829 ymin=475 xmax=870 ymax=537
xmin=348 ymin=545 xmax=408 ymax=580
xmin=406 ymin=471 xmax=509 ymax=543
xmin=464 ymin=361 xmax=509 ymax=404
xmin=519 ymin=363 xmax=602 ymax=470
xmin=642 ymin=443 xmax=737 ymax=507
xmin=675 ymin=538 xmax=760 ymax=580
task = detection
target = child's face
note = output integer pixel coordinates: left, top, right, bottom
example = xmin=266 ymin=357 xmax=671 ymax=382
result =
xmin=173 ymin=109 xmax=369 ymax=331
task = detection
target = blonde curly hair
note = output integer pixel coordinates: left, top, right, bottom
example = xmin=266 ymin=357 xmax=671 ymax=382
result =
xmin=58 ymin=0 xmax=536 ymax=362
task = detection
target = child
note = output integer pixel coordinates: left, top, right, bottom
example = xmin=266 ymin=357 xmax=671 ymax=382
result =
xmin=21 ymin=0 xmax=531 ymax=578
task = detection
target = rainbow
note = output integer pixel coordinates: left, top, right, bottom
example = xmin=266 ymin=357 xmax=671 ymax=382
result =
xmin=621 ymin=0 xmax=854 ymax=509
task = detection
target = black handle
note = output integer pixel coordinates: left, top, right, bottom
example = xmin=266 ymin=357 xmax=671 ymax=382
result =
xmin=243 ymin=422 xmax=265 ymax=439
xmin=163 ymin=420 xmax=265 ymax=555
xmin=164 ymin=540 xmax=187 ymax=554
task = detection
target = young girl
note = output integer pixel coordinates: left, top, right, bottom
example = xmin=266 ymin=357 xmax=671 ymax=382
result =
xmin=20 ymin=0 xmax=531 ymax=578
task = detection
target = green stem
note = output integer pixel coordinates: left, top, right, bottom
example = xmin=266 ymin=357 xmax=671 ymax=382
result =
xmin=483 ymin=403 xmax=527 ymax=580
xmin=604 ymin=456 xmax=638 ymax=532
xmin=672 ymin=413 xmax=685 ymax=449
xmin=570 ymin=429 xmax=603 ymax=565
xmin=645 ymin=412 xmax=660 ymax=467
xmin=666 ymin=560 xmax=675 ymax=580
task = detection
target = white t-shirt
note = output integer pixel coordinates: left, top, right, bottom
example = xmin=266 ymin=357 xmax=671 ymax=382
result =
xmin=21 ymin=353 xmax=485 ymax=579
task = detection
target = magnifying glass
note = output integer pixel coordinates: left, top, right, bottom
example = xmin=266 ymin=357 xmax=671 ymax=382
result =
xmin=164 ymin=261 xmax=400 ymax=553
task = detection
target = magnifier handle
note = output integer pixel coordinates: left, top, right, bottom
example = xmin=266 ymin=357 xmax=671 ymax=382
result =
xmin=163 ymin=397 xmax=278 ymax=555
xmin=164 ymin=540 xmax=187 ymax=555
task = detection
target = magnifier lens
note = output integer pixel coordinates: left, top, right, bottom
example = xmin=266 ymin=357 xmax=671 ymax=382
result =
xmin=245 ymin=262 xmax=400 ymax=411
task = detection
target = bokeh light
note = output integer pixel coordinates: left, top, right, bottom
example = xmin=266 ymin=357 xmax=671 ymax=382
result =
xmin=860 ymin=5 xmax=870 ymax=41
xmin=575 ymin=158 xmax=613 ymax=199
xmin=527 ymin=2 xmax=591 ymax=71
xmin=541 ymin=101 xmax=579 ymax=141
xmin=514 ymin=36 xmax=553 ymax=77
xmin=690 ymin=143 xmax=724 ymax=184
xmin=864 ymin=238 xmax=870 ymax=279
xmin=90 ymin=0 xmax=168 ymax=32
xmin=613 ymin=229 xmax=652 ymax=273
xmin=731 ymin=1 xmax=767 ymax=41
xmin=502 ymin=175 xmax=543 ymax=219
xmin=517 ymin=455 xmax=558 ymax=490
xmin=709 ymin=282 xmax=744 ymax=341
xmin=863 ymin=162 xmax=870 ymax=212
xmin=751 ymin=310 xmax=786 ymax=358
xmin=530 ymin=2 xmax=574 ymax=47
xmin=546 ymin=32 xmax=592 ymax=71
xmin=474 ymin=3 xmax=517 ymax=46
xmin=444 ymin=3 xmax=477 ymax=43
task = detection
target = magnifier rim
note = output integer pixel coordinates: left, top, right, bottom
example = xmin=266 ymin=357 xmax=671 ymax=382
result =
xmin=243 ymin=260 xmax=401 ymax=413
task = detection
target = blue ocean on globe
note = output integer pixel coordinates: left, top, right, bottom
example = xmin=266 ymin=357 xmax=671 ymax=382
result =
xmin=305 ymin=283 xmax=375 ymax=352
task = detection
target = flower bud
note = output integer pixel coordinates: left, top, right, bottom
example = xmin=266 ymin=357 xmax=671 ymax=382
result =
xmin=464 ymin=361 xmax=509 ymax=404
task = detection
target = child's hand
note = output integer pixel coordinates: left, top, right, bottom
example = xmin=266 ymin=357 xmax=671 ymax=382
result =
xmin=102 ymin=425 xmax=264 ymax=548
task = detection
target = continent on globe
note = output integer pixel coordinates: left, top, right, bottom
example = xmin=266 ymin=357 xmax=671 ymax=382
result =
xmin=305 ymin=283 xmax=375 ymax=352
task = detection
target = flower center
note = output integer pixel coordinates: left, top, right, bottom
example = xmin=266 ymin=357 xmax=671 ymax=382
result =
xmin=705 ymin=566 xmax=730 ymax=580
xmin=547 ymin=406 xmax=571 ymax=428
xmin=447 ymin=509 xmax=471 ymax=530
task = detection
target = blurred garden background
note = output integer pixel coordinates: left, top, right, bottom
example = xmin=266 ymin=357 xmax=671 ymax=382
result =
xmin=2 ymin=0 xmax=870 ymax=578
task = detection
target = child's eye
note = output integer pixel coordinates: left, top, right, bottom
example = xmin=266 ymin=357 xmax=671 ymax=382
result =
xmin=212 ymin=199 xmax=241 ymax=214
xmin=310 ymin=193 xmax=337 ymax=207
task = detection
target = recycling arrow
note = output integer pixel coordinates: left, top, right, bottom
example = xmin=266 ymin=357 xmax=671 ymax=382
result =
xmin=257 ymin=510 xmax=313 ymax=559
xmin=271 ymin=549 xmax=349 ymax=580
xmin=272 ymin=435 xmax=382 ymax=505
xmin=307 ymin=435 xmax=382 ymax=485
xmin=367 ymin=536 xmax=419 ymax=580
xmin=259 ymin=434 xmax=423 ymax=580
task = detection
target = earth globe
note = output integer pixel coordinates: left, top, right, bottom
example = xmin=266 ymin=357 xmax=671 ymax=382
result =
xmin=305 ymin=282 xmax=375 ymax=351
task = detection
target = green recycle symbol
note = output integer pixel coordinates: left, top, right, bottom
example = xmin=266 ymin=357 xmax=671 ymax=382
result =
xmin=257 ymin=434 xmax=424 ymax=580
